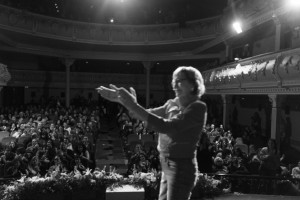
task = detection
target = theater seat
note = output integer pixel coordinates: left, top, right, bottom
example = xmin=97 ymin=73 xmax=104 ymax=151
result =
xmin=1 ymin=137 xmax=17 ymax=146
xmin=17 ymin=136 xmax=31 ymax=147
xmin=0 ymin=131 xmax=10 ymax=141
xmin=141 ymin=134 xmax=154 ymax=143
xmin=127 ymin=134 xmax=140 ymax=145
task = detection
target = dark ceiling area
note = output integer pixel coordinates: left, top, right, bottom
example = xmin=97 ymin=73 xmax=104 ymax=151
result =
xmin=0 ymin=0 xmax=227 ymax=25
xmin=0 ymin=1 xmax=229 ymax=73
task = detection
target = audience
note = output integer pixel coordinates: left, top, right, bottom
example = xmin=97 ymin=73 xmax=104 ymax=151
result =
xmin=0 ymin=95 xmax=299 ymax=196
xmin=0 ymin=99 xmax=101 ymax=178
xmin=292 ymin=161 xmax=300 ymax=179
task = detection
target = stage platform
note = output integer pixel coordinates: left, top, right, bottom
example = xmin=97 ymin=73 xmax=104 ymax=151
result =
xmin=106 ymin=185 xmax=144 ymax=200
xmin=106 ymin=186 xmax=300 ymax=200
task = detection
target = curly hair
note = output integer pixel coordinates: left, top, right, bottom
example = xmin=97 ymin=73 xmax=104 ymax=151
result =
xmin=172 ymin=66 xmax=206 ymax=97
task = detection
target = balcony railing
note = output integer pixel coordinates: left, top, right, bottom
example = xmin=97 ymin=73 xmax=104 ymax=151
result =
xmin=0 ymin=4 xmax=221 ymax=45
xmin=203 ymin=48 xmax=300 ymax=94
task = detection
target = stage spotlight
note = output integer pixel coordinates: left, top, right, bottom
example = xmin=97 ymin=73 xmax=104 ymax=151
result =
xmin=110 ymin=18 xmax=114 ymax=23
xmin=232 ymin=21 xmax=243 ymax=34
xmin=286 ymin=0 xmax=300 ymax=10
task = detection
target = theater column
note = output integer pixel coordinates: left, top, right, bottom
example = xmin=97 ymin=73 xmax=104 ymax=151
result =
xmin=268 ymin=94 xmax=280 ymax=149
xmin=0 ymin=87 xmax=3 ymax=106
xmin=143 ymin=61 xmax=153 ymax=108
xmin=64 ymin=58 xmax=74 ymax=108
xmin=221 ymin=94 xmax=231 ymax=129
xmin=274 ymin=16 xmax=281 ymax=51
xmin=224 ymin=41 xmax=232 ymax=62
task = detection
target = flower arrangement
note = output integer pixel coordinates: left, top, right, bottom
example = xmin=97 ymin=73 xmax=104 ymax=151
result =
xmin=125 ymin=169 xmax=161 ymax=189
xmin=191 ymin=173 xmax=226 ymax=199
xmin=2 ymin=168 xmax=227 ymax=200
xmin=124 ymin=169 xmax=161 ymax=200
xmin=2 ymin=167 xmax=122 ymax=200
xmin=124 ymin=170 xmax=226 ymax=199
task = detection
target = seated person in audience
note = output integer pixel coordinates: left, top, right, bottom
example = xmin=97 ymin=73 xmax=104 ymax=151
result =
xmin=219 ymin=137 xmax=230 ymax=151
xmin=19 ymin=149 xmax=34 ymax=176
xmin=5 ymin=157 xmax=22 ymax=178
xmin=127 ymin=144 xmax=146 ymax=174
xmin=11 ymin=123 xmax=26 ymax=138
xmin=63 ymin=136 xmax=73 ymax=151
xmin=123 ymin=120 xmax=134 ymax=136
xmin=147 ymin=146 xmax=160 ymax=171
xmin=39 ymin=129 xmax=49 ymax=145
xmin=210 ymin=125 xmax=220 ymax=137
xmin=58 ymin=142 xmax=75 ymax=172
xmin=222 ymin=149 xmax=233 ymax=166
xmin=8 ymin=141 xmax=18 ymax=154
xmin=41 ymin=140 xmax=57 ymax=165
xmin=291 ymin=161 xmax=300 ymax=178
xmin=258 ymin=139 xmax=281 ymax=176
xmin=0 ymin=146 xmax=17 ymax=165
xmin=197 ymin=132 xmax=213 ymax=173
xmin=129 ymin=144 xmax=146 ymax=162
xmin=247 ymin=155 xmax=261 ymax=175
xmin=48 ymin=123 xmax=56 ymax=139
xmin=47 ymin=156 xmax=67 ymax=175
xmin=280 ymin=166 xmax=291 ymax=178
xmin=73 ymin=155 xmax=86 ymax=173
xmin=75 ymin=144 xmax=91 ymax=168
xmin=82 ymin=136 xmax=95 ymax=168
xmin=242 ymin=126 xmax=251 ymax=146
xmin=228 ymin=156 xmax=249 ymax=174
xmin=9 ymin=123 xmax=17 ymax=135
xmin=225 ymin=131 xmax=235 ymax=146
xmin=218 ymin=124 xmax=225 ymax=136
xmin=26 ymin=137 xmax=39 ymax=154
xmin=212 ymin=157 xmax=228 ymax=174
xmin=35 ymin=145 xmax=50 ymax=176
xmin=134 ymin=121 xmax=146 ymax=136
xmin=137 ymin=153 xmax=150 ymax=173
xmin=232 ymin=147 xmax=247 ymax=165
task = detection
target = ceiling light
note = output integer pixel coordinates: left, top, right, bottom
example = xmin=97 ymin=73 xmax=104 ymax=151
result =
xmin=286 ymin=0 xmax=300 ymax=10
xmin=232 ymin=21 xmax=243 ymax=34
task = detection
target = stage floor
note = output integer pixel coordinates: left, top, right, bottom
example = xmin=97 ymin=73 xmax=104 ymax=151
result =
xmin=105 ymin=186 xmax=299 ymax=200
xmin=198 ymin=193 xmax=299 ymax=200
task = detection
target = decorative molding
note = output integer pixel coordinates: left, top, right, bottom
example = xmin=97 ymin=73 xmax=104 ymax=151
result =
xmin=206 ymin=87 xmax=300 ymax=95
xmin=204 ymin=47 xmax=300 ymax=95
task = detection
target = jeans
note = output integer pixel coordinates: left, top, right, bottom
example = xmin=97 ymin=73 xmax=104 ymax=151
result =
xmin=158 ymin=156 xmax=198 ymax=200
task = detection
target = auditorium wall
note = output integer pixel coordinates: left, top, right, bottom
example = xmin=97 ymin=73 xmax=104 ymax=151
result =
xmin=227 ymin=94 xmax=300 ymax=150
xmin=4 ymin=69 xmax=172 ymax=106
xmin=252 ymin=35 xmax=275 ymax=56
xmin=290 ymin=111 xmax=300 ymax=148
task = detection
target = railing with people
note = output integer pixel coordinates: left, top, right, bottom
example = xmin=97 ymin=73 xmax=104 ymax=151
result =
xmin=212 ymin=173 xmax=300 ymax=196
